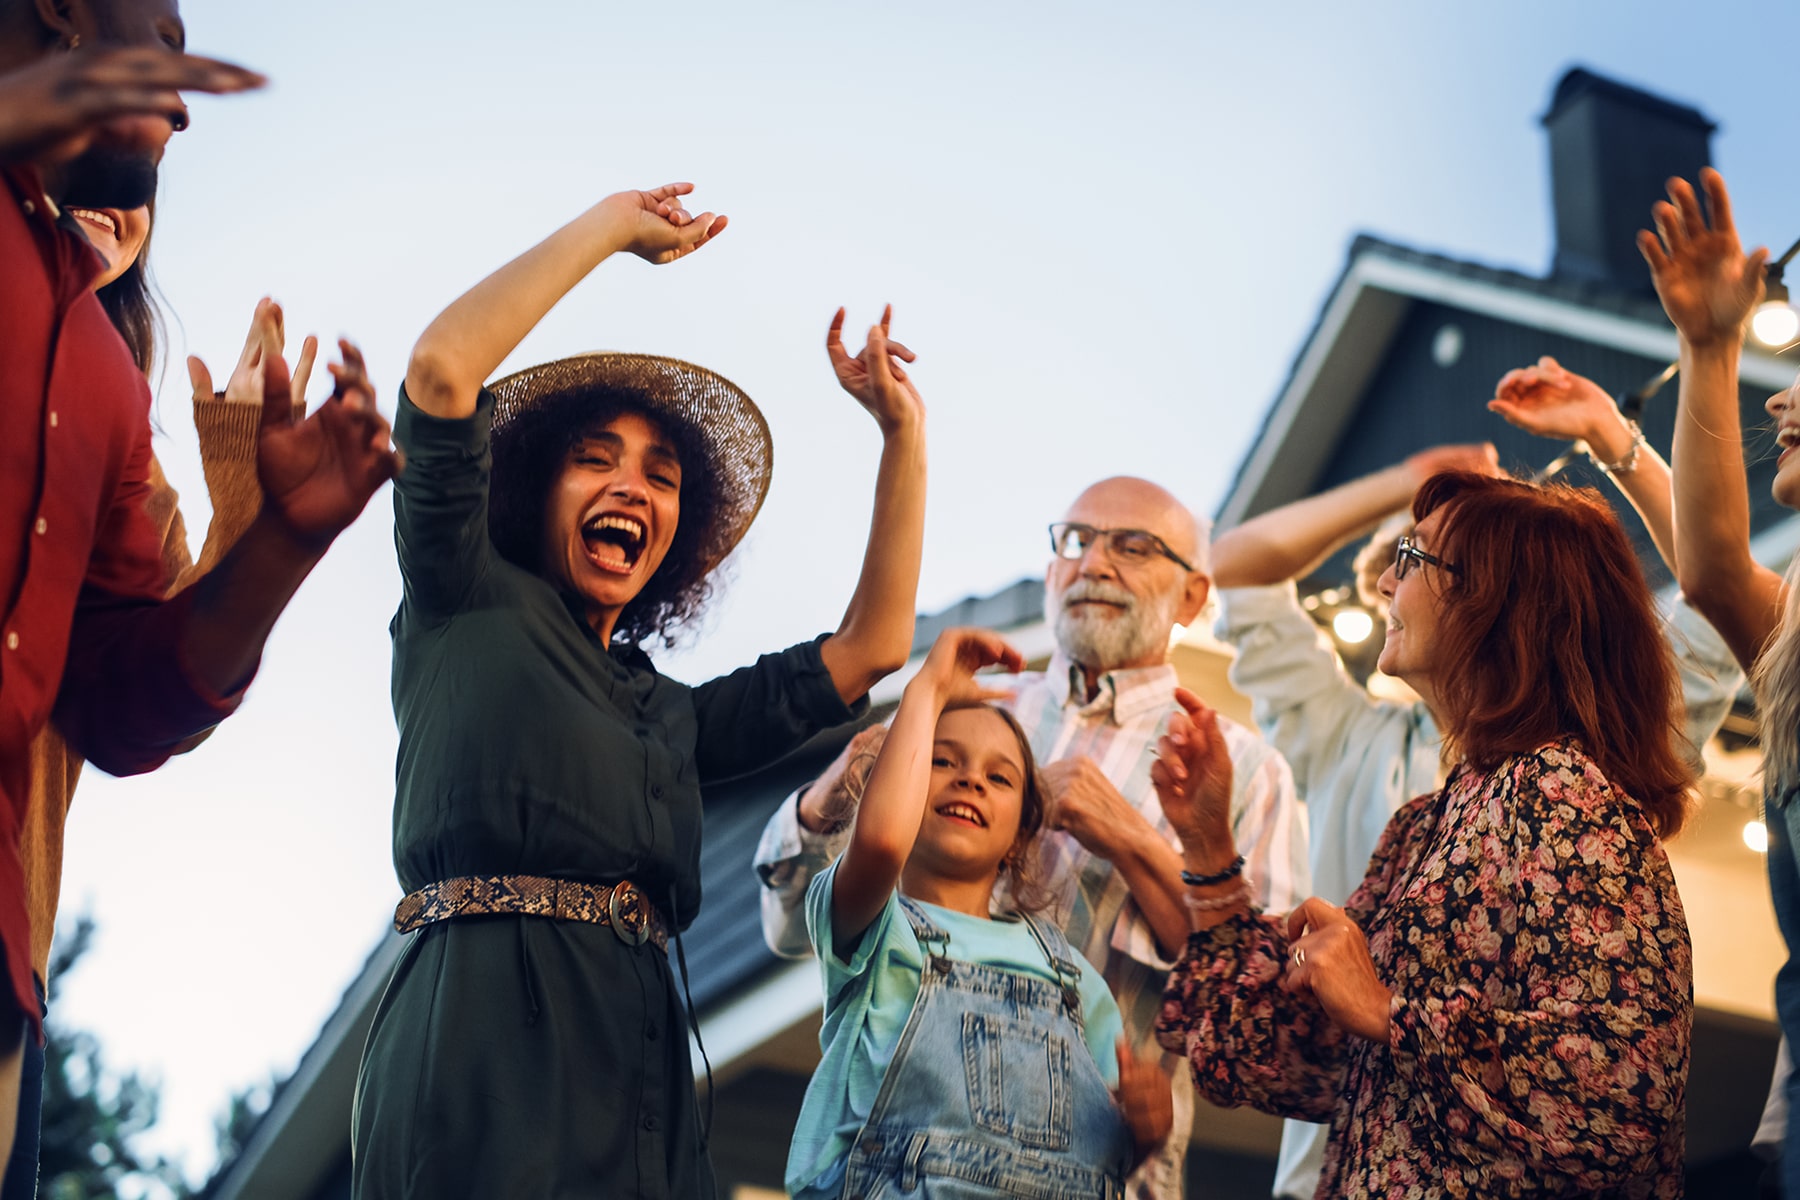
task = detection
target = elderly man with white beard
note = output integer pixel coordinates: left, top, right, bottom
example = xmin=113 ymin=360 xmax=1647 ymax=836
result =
xmin=755 ymin=475 xmax=1309 ymax=1200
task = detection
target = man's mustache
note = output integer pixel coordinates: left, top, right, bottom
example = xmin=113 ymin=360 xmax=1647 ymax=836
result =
xmin=1060 ymin=582 xmax=1135 ymax=611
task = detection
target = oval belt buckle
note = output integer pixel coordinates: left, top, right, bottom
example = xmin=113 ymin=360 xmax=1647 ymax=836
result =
xmin=608 ymin=881 xmax=651 ymax=947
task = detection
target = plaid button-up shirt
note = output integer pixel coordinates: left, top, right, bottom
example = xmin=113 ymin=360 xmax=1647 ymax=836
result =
xmin=757 ymin=650 xmax=1308 ymax=1200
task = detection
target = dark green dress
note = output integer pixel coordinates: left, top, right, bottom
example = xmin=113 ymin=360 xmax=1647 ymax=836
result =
xmin=352 ymin=390 xmax=859 ymax=1199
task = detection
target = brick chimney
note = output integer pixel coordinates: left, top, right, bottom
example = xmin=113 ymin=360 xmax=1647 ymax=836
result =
xmin=1542 ymin=67 xmax=1715 ymax=295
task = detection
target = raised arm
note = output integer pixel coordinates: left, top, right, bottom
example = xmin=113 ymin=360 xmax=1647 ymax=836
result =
xmin=1488 ymin=355 xmax=1677 ymax=572
xmin=817 ymin=307 xmax=928 ymax=704
xmin=404 ymin=184 xmax=726 ymax=420
xmin=830 ymin=629 xmax=1020 ymax=952
xmin=1209 ymin=444 xmax=1497 ymax=588
xmin=1640 ymin=169 xmax=1785 ymax=671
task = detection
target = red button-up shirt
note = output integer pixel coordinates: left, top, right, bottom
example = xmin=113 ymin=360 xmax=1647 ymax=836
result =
xmin=0 ymin=164 xmax=245 ymax=1033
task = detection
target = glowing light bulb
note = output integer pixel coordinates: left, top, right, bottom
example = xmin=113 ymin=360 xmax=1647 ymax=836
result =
xmin=1332 ymin=609 xmax=1375 ymax=644
xmin=1752 ymin=300 xmax=1800 ymax=348
xmin=1745 ymin=819 xmax=1770 ymax=854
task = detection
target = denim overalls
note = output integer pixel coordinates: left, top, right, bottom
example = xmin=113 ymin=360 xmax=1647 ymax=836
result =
xmin=839 ymin=897 xmax=1131 ymax=1200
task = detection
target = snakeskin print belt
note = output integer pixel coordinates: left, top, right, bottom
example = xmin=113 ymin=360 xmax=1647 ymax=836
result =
xmin=393 ymin=874 xmax=669 ymax=951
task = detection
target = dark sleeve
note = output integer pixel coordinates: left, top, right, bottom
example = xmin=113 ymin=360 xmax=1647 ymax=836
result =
xmin=1153 ymin=794 xmax=1436 ymax=1121
xmin=54 ymin=416 xmax=241 ymax=776
xmin=690 ymin=634 xmax=868 ymax=784
xmin=392 ymin=385 xmax=495 ymax=619
xmin=55 ymin=583 xmax=242 ymax=776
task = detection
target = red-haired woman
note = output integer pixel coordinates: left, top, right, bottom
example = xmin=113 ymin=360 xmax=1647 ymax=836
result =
xmin=1151 ymin=471 xmax=1694 ymax=1198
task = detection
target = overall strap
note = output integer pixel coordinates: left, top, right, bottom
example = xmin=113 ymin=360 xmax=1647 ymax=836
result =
xmin=1019 ymin=910 xmax=1085 ymax=1018
xmin=895 ymin=895 xmax=953 ymax=966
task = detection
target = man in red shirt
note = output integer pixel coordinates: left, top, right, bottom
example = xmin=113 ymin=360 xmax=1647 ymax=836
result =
xmin=0 ymin=0 xmax=402 ymax=1167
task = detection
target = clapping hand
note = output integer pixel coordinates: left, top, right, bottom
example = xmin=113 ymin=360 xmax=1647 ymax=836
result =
xmin=1148 ymin=688 xmax=1234 ymax=855
xmin=1282 ymin=897 xmax=1392 ymax=1043
xmin=798 ymin=723 xmax=889 ymax=833
xmin=255 ymin=340 xmax=401 ymax=551
xmin=1639 ymin=168 xmax=1767 ymax=349
xmin=1114 ymin=1037 xmax=1174 ymax=1158
xmin=827 ymin=305 xmax=923 ymax=436
xmin=188 ymin=297 xmax=318 ymax=414
xmin=601 ymin=182 xmax=727 ymax=265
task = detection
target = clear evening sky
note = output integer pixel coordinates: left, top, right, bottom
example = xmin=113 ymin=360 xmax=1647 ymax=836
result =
xmin=51 ymin=0 xmax=1800 ymax=1183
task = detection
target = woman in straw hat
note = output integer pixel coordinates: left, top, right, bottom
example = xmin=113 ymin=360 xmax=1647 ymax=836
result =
xmin=352 ymin=182 xmax=926 ymax=1199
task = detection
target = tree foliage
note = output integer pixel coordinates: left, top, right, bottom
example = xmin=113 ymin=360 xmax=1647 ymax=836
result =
xmin=37 ymin=915 xmax=185 ymax=1200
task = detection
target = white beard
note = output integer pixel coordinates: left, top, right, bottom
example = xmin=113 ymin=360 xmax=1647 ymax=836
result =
xmin=1048 ymin=580 xmax=1179 ymax=672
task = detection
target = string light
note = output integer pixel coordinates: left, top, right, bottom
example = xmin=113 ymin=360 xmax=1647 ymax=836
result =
xmin=1752 ymin=236 xmax=1800 ymax=350
xmin=1745 ymin=819 xmax=1770 ymax=854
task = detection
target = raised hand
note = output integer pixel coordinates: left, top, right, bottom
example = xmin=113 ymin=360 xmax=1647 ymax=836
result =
xmin=915 ymin=627 xmax=1023 ymax=708
xmin=256 ymin=339 xmax=402 ymax=551
xmin=600 ymin=182 xmax=727 ymax=265
xmin=826 ymin=305 xmax=923 ymax=436
xmin=0 ymin=46 xmax=263 ymax=166
xmin=1282 ymin=897 xmax=1392 ymax=1042
xmin=188 ymin=297 xmax=318 ymax=415
xmin=1638 ymin=168 xmax=1768 ymax=349
xmin=798 ymin=723 xmax=889 ymax=833
xmin=1113 ymin=1037 xmax=1174 ymax=1156
xmin=1405 ymin=441 xmax=1499 ymax=483
xmin=1149 ymin=687 xmax=1234 ymax=854
xmin=1487 ymin=356 xmax=1620 ymax=444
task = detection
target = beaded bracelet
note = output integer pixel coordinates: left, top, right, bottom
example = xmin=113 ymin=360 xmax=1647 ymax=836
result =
xmin=1180 ymin=855 xmax=1245 ymax=888
xmin=1183 ymin=880 xmax=1253 ymax=912
xmin=1591 ymin=420 xmax=1647 ymax=478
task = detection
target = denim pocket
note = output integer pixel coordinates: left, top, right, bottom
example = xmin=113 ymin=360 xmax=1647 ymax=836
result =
xmin=961 ymin=1011 xmax=1072 ymax=1150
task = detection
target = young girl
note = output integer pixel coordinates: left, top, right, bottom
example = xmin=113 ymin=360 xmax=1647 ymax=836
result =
xmin=786 ymin=627 xmax=1172 ymax=1200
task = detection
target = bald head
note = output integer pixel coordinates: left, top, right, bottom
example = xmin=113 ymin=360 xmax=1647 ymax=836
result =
xmin=1061 ymin=476 xmax=1209 ymax=577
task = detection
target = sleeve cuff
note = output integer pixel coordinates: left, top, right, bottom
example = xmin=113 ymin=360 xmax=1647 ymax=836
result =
xmin=1214 ymin=582 xmax=1303 ymax=636
xmin=787 ymin=633 xmax=872 ymax=728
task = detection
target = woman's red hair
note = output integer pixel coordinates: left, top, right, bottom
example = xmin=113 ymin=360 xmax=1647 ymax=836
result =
xmin=1414 ymin=471 xmax=1694 ymax=839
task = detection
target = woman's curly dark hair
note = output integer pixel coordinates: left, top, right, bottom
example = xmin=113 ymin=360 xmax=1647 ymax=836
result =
xmin=487 ymin=387 xmax=731 ymax=648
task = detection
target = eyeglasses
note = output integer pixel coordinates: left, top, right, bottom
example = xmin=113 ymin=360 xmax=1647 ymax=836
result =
xmin=1048 ymin=523 xmax=1196 ymax=572
xmin=1394 ymin=535 xmax=1460 ymax=581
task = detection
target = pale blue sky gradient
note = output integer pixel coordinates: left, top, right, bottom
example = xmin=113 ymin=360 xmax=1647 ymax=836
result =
xmin=49 ymin=0 xmax=1800 ymax=1183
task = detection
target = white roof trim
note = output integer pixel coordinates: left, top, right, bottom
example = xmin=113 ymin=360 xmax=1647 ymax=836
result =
xmin=1354 ymin=254 xmax=1796 ymax=390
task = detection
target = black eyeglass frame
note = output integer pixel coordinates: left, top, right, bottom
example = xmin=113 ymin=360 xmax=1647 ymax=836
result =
xmin=1394 ymin=535 xmax=1460 ymax=581
xmin=1047 ymin=522 xmax=1197 ymax=572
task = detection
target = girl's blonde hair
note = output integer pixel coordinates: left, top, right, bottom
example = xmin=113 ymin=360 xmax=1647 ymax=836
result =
xmin=1753 ymin=553 xmax=1800 ymax=789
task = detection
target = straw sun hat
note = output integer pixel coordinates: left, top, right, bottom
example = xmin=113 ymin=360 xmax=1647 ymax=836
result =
xmin=488 ymin=352 xmax=774 ymax=577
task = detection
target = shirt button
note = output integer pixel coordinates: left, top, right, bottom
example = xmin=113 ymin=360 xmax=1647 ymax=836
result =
xmin=33 ymin=518 xmax=45 ymax=536
xmin=651 ymin=784 xmax=664 ymax=799
xmin=5 ymin=632 xmax=16 ymax=650
xmin=48 ymin=412 xmax=57 ymax=428
xmin=642 ymin=1114 xmax=658 ymax=1132
xmin=21 ymin=200 xmax=33 ymax=216
xmin=645 ymin=1021 xmax=658 ymax=1041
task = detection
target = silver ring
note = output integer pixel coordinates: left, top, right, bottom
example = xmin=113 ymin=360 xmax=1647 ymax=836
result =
xmin=1293 ymin=947 xmax=1306 ymax=966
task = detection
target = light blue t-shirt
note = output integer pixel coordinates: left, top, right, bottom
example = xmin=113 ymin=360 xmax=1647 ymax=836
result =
xmin=785 ymin=861 xmax=1125 ymax=1200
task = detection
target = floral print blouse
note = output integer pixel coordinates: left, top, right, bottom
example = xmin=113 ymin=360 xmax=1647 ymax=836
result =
xmin=1157 ymin=741 xmax=1691 ymax=1198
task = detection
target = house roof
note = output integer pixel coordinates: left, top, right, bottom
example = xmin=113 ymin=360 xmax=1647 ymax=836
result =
xmin=1217 ymin=233 xmax=1796 ymax=529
